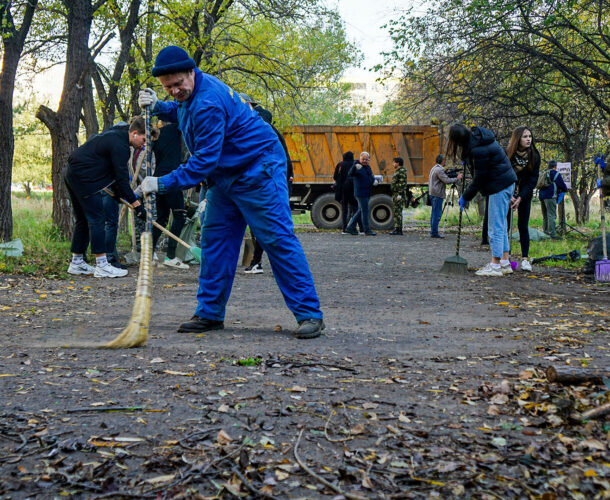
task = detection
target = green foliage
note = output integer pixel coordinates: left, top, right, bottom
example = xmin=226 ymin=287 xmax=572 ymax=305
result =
xmin=12 ymin=99 xmax=52 ymax=195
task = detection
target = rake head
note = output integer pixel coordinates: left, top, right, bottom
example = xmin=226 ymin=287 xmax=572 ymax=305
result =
xmin=440 ymin=254 xmax=468 ymax=275
xmin=103 ymin=231 xmax=153 ymax=348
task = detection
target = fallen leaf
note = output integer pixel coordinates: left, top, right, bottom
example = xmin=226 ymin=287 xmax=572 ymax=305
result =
xmin=217 ymin=429 xmax=233 ymax=445
xmin=288 ymin=385 xmax=307 ymax=392
xmin=144 ymin=474 xmax=175 ymax=485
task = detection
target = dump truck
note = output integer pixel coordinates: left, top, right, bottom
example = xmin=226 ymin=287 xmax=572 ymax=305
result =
xmin=283 ymin=125 xmax=443 ymax=230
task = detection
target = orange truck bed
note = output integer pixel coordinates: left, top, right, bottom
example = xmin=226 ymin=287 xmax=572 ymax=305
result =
xmin=282 ymin=125 xmax=443 ymax=230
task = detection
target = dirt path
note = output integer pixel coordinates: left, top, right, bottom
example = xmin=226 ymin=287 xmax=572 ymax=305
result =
xmin=1 ymin=231 xmax=608 ymax=499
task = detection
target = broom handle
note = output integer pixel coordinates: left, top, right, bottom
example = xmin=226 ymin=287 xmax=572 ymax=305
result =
xmin=151 ymin=220 xmax=193 ymax=251
xmin=600 ymin=165 xmax=607 ymax=261
xmin=118 ymin=198 xmax=193 ymax=252
xmin=455 ymin=164 xmax=468 ymax=256
xmin=144 ymin=105 xmax=154 ymax=234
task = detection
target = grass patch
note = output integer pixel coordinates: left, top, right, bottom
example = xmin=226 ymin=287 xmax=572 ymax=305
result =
xmin=0 ymin=193 xmax=71 ymax=278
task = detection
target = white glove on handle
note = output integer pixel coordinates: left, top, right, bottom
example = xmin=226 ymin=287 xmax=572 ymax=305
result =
xmin=138 ymin=88 xmax=158 ymax=110
xmin=141 ymin=176 xmax=159 ymax=195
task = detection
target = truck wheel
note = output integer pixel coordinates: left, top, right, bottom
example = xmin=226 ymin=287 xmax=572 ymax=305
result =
xmin=310 ymin=193 xmax=342 ymax=230
xmin=369 ymin=194 xmax=394 ymax=231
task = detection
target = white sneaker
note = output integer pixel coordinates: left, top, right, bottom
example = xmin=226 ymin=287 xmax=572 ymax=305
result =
xmin=94 ymin=262 xmax=128 ymax=278
xmin=67 ymin=261 xmax=95 ymax=275
xmin=163 ymin=257 xmax=189 ymax=269
xmin=521 ymin=259 xmax=532 ymax=272
xmin=244 ymin=263 xmax=263 ymax=274
xmin=475 ymin=263 xmax=503 ymax=277
xmin=500 ymin=263 xmax=513 ymax=275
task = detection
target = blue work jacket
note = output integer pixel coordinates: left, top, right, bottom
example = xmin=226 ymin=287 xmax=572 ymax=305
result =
xmin=153 ymin=68 xmax=280 ymax=191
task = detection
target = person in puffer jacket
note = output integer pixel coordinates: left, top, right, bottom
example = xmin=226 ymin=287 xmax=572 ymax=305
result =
xmin=449 ymin=124 xmax=517 ymax=277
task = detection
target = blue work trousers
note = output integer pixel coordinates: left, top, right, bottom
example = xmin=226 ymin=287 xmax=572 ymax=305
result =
xmin=197 ymin=145 xmax=322 ymax=322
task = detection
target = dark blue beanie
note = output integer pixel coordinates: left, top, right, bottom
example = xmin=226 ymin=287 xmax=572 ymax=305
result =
xmin=152 ymin=46 xmax=196 ymax=77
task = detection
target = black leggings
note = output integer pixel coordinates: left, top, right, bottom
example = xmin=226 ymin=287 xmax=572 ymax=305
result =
xmin=507 ymin=196 xmax=532 ymax=257
xmin=152 ymin=190 xmax=186 ymax=259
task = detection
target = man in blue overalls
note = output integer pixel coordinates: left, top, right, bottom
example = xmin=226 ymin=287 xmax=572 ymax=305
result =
xmin=137 ymin=46 xmax=324 ymax=339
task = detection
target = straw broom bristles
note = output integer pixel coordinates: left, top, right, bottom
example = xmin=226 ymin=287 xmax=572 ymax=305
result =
xmin=103 ymin=231 xmax=153 ymax=348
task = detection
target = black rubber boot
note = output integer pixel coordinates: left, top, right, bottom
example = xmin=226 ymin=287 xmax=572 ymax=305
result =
xmin=295 ymin=319 xmax=325 ymax=339
xmin=177 ymin=316 xmax=224 ymax=333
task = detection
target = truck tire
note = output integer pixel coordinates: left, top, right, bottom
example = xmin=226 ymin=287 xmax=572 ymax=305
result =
xmin=310 ymin=193 xmax=342 ymax=230
xmin=369 ymin=194 xmax=394 ymax=231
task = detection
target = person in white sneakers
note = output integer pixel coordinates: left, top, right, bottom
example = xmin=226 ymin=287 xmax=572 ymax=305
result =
xmin=64 ymin=119 xmax=147 ymax=278
xmin=447 ymin=124 xmax=517 ymax=277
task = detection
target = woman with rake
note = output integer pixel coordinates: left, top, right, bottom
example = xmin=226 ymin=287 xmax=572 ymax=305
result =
xmin=449 ymin=124 xmax=517 ymax=277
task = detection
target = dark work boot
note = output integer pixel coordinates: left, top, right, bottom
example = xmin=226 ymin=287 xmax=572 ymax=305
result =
xmin=389 ymin=228 xmax=403 ymax=235
xmin=177 ymin=316 xmax=224 ymax=333
xmin=295 ymin=318 xmax=325 ymax=339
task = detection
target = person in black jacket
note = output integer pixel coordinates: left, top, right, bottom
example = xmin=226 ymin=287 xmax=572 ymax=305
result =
xmin=239 ymin=95 xmax=294 ymax=274
xmin=345 ymin=152 xmax=376 ymax=236
xmin=151 ymin=121 xmax=189 ymax=269
xmin=64 ymin=118 xmax=147 ymax=278
xmin=450 ymin=124 xmax=517 ymax=277
xmin=505 ymin=126 xmax=540 ymax=271
xmin=333 ymin=151 xmax=356 ymax=232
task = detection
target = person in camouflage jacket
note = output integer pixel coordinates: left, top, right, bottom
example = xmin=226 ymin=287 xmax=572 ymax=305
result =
xmin=390 ymin=157 xmax=409 ymax=235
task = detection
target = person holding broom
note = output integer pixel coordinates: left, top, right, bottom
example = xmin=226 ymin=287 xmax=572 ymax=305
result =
xmin=64 ymin=118 xmax=147 ymax=278
xmin=448 ymin=124 xmax=517 ymax=277
xmin=137 ymin=46 xmax=324 ymax=339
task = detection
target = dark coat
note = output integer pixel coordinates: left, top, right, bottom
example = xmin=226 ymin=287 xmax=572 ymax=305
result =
xmin=333 ymin=159 xmax=353 ymax=202
xmin=539 ymin=169 xmax=568 ymax=200
xmin=510 ymin=148 xmax=540 ymax=201
xmin=461 ymin=127 xmax=517 ymax=202
xmin=65 ymin=126 xmax=136 ymax=203
xmin=152 ymin=123 xmax=184 ymax=177
xmin=348 ymin=162 xmax=374 ymax=198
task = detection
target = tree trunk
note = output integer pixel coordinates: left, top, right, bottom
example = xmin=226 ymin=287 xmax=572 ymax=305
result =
xmin=0 ymin=0 xmax=38 ymax=242
xmin=82 ymin=75 xmax=99 ymax=138
xmin=0 ymin=53 xmax=18 ymax=242
xmin=36 ymin=0 xmax=94 ymax=237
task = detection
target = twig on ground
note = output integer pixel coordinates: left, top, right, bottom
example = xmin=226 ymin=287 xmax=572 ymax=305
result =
xmin=294 ymin=429 xmax=367 ymax=500
xmin=581 ymin=402 xmax=610 ymax=420
xmin=231 ymin=466 xmax=280 ymax=500
xmin=324 ymin=409 xmax=352 ymax=443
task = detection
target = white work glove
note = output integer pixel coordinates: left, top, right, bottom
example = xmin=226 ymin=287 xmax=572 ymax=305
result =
xmin=396 ymin=195 xmax=402 ymax=201
xmin=138 ymin=88 xmax=158 ymax=109
xmin=373 ymin=179 xmax=379 ymax=186
xmin=140 ymin=176 xmax=159 ymax=195
xmin=134 ymin=185 xmax=143 ymax=198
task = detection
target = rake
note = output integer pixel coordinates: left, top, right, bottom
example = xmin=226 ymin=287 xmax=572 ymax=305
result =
xmin=104 ymin=106 xmax=155 ymax=349
xmin=440 ymin=167 xmax=468 ymax=274
xmin=595 ymin=164 xmax=610 ymax=282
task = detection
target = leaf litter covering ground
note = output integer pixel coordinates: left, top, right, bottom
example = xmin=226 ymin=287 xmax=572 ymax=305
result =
xmin=0 ymin=232 xmax=609 ymax=498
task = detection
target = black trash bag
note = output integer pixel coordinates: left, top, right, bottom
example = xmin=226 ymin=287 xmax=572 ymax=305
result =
xmin=582 ymin=236 xmax=610 ymax=275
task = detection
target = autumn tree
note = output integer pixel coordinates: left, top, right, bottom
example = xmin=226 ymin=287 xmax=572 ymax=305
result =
xmin=0 ymin=0 xmax=39 ymax=242
xmin=381 ymin=0 xmax=610 ymax=222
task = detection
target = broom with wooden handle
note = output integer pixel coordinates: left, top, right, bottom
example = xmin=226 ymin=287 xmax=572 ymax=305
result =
xmin=104 ymin=106 xmax=155 ymax=349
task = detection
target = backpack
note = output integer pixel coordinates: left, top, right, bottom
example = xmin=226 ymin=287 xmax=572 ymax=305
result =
xmin=536 ymin=169 xmax=553 ymax=190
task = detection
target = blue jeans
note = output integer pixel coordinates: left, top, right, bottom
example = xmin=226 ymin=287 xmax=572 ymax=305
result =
xmin=102 ymin=191 xmax=119 ymax=260
xmin=430 ymin=195 xmax=443 ymax=236
xmin=347 ymin=196 xmax=370 ymax=233
xmin=488 ymin=183 xmax=514 ymax=259
xmin=198 ymin=141 xmax=322 ymax=322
